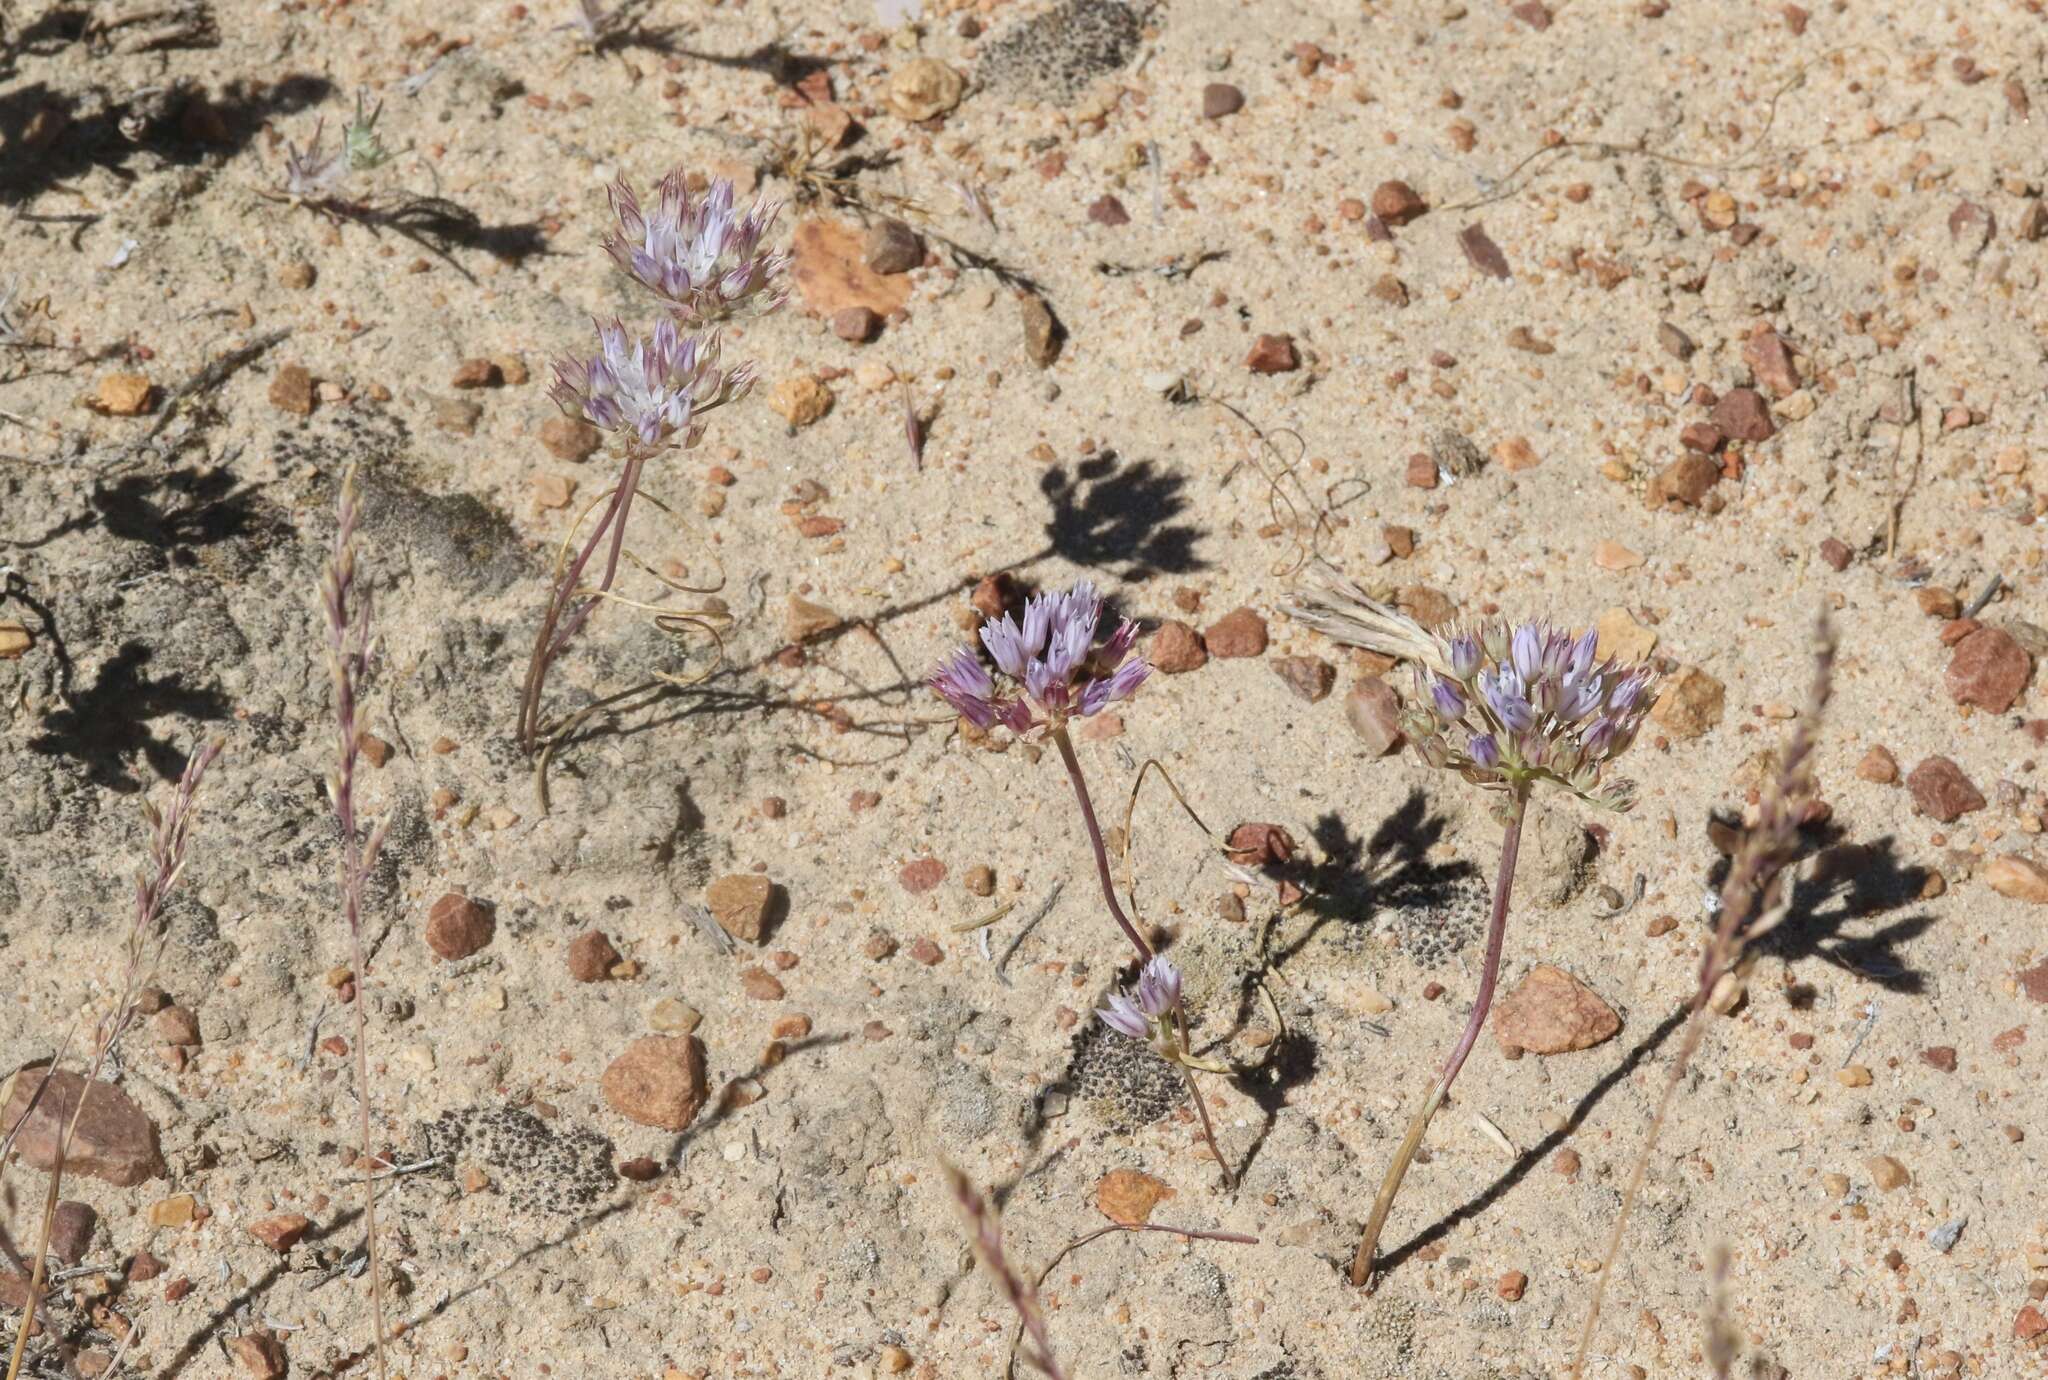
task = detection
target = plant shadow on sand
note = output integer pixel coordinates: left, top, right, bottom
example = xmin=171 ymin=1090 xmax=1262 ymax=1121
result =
xmin=28 ymin=641 xmax=232 ymax=790
xmin=1220 ymin=791 xmax=1479 ymax=1185
xmin=0 ymin=73 xmax=333 ymax=207
xmin=533 ymin=450 xmax=1210 ymax=769
xmin=1376 ymin=818 xmax=1934 ymax=1275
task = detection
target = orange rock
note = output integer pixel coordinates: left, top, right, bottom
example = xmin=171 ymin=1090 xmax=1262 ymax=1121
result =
xmin=1493 ymin=964 xmax=1620 ymax=1055
xmin=789 ymin=218 xmax=911 ymax=319
xmin=1095 ymin=1169 xmax=1175 ymax=1226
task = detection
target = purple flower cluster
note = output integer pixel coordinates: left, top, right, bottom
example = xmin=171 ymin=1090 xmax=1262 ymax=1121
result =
xmin=550 ymin=168 xmax=787 ymax=453
xmin=1097 ymin=956 xmax=1182 ymax=1039
xmin=549 ymin=318 xmax=752 ymax=448
xmin=929 ymin=582 xmax=1149 ymax=733
xmin=602 ymin=172 xmax=790 ymax=324
xmin=1407 ymin=622 xmax=1659 ymax=811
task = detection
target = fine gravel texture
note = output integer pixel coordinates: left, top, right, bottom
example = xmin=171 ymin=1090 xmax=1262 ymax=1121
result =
xmin=2 ymin=0 xmax=2046 ymax=1377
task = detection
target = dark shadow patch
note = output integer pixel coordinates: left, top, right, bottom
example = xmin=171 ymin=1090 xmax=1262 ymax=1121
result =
xmin=356 ymin=196 xmax=550 ymax=273
xmin=670 ymin=38 xmax=833 ymax=86
xmin=28 ymin=640 xmax=232 ymax=789
xmin=1040 ymin=453 xmax=1205 ymax=579
xmin=1704 ymin=818 xmax=1933 ymax=995
xmin=1267 ymin=791 xmax=1480 ymax=968
xmin=91 ymin=466 xmax=282 ymax=557
xmin=0 ymin=73 xmax=331 ymax=206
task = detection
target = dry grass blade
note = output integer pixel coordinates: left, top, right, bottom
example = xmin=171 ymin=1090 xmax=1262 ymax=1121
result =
xmin=321 ymin=466 xmax=390 ymax=1380
xmin=1118 ymin=757 xmax=1215 ymax=932
xmin=1282 ymin=564 xmax=1451 ymax=677
xmin=1570 ymin=612 xmax=1835 ymax=1377
xmin=942 ymin=1163 xmax=1070 ymax=1380
xmin=1004 ymin=1216 xmax=1260 ymax=1380
xmin=5 ymin=740 xmax=221 ymax=1380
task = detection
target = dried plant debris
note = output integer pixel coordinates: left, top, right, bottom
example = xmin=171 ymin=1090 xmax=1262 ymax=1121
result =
xmin=1060 ymin=1016 xmax=1184 ymax=1130
xmin=417 ymin=1105 xmax=618 ymax=1216
xmin=977 ymin=0 xmax=1144 ymax=104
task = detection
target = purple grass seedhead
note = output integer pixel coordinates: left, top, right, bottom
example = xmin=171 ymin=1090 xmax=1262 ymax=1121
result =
xmin=928 ymin=580 xmax=1149 ymax=734
xmin=603 ymin=170 xmax=791 ymax=323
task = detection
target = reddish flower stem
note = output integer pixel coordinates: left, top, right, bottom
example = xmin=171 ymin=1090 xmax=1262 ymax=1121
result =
xmin=517 ymin=447 xmax=648 ymax=752
xmin=1350 ymin=784 xmax=1528 ymax=1288
xmin=1050 ymin=723 xmax=1152 ymax=963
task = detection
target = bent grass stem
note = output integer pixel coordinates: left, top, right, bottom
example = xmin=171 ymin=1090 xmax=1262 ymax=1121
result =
xmin=1351 ymin=784 xmax=1528 ymax=1288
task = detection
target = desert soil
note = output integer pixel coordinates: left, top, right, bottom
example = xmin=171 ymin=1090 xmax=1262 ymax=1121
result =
xmin=2 ymin=0 xmax=2047 ymax=1377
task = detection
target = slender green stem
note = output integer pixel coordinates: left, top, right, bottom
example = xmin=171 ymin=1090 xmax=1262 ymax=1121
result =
xmin=1050 ymin=723 xmax=1152 ymax=963
xmin=1350 ymin=784 xmax=1529 ymax=1288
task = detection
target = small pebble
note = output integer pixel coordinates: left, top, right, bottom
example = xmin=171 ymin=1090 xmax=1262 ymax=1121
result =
xmin=540 ymin=416 xmax=600 ymax=462
xmin=425 ymin=893 xmax=493 ymax=961
xmin=568 ymin=930 xmax=622 ymax=982
xmin=1370 ymin=180 xmax=1427 ymax=226
xmin=1204 ymin=607 xmax=1268 ymax=658
xmin=1245 ymin=334 xmax=1299 ymax=374
xmin=831 ymin=306 xmax=879 ymax=342
xmin=1907 ymin=756 xmax=1985 ymax=822
xmin=1201 ymin=82 xmax=1244 ymax=118
xmin=864 ymin=219 xmax=925 ymax=275
xmin=1855 ymin=744 xmax=1899 ymax=784
xmin=899 ymin=858 xmax=947 ymax=894
xmin=268 ymin=364 xmax=315 ymax=417
xmin=1148 ymin=621 xmax=1207 ymax=673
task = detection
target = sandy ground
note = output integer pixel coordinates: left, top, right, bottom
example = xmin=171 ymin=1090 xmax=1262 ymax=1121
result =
xmin=3 ymin=0 xmax=2047 ymax=1376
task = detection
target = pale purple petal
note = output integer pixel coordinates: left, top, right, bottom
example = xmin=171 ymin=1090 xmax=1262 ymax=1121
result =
xmin=1510 ymin=623 xmax=1544 ymax=681
xmin=1448 ymin=632 xmax=1482 ymax=680
xmin=1099 ymin=617 xmax=1139 ymax=664
xmin=1019 ymin=591 xmax=1055 ymax=659
xmin=1134 ymin=957 xmax=1181 ymax=1016
xmin=1431 ymin=677 xmax=1467 ymax=721
xmin=929 ymin=649 xmax=998 ymax=728
xmin=1078 ymin=655 xmax=1149 ymax=716
xmin=1096 ymin=993 xmax=1148 ymax=1039
xmin=981 ymin=615 xmax=1031 ymax=677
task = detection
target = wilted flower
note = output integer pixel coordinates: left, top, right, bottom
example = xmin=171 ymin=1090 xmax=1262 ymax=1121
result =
xmin=549 ymin=317 xmax=753 ymax=447
xmin=928 ymin=581 xmax=1149 ymax=733
xmin=280 ymin=121 xmax=347 ymax=199
xmin=603 ymin=172 xmax=790 ymax=323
